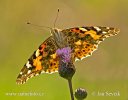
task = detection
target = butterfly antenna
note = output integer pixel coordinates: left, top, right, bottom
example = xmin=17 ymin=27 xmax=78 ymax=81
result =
xmin=27 ymin=22 xmax=51 ymax=30
xmin=53 ymin=8 xmax=59 ymax=28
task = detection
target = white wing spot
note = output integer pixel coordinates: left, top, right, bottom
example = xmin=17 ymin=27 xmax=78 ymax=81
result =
xmin=106 ymin=27 xmax=110 ymax=29
xmin=35 ymin=49 xmax=40 ymax=57
xmin=41 ymin=71 xmax=45 ymax=74
xmin=27 ymin=70 xmax=31 ymax=74
xmin=94 ymin=27 xmax=101 ymax=31
xmin=26 ymin=61 xmax=32 ymax=68
xmin=55 ymin=70 xmax=58 ymax=72
xmin=79 ymin=28 xmax=87 ymax=31
xmin=20 ymin=72 xmax=23 ymax=75
xmin=35 ymin=73 xmax=39 ymax=76
xmin=102 ymin=31 xmax=107 ymax=34
xmin=75 ymin=58 xmax=80 ymax=62
xmin=81 ymin=56 xmax=86 ymax=60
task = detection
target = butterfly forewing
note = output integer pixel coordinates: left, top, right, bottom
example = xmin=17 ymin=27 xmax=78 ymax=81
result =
xmin=16 ymin=36 xmax=59 ymax=84
xmin=61 ymin=26 xmax=120 ymax=61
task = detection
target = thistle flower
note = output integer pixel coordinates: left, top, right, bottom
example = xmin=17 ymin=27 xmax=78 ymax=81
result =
xmin=56 ymin=47 xmax=72 ymax=63
xmin=75 ymin=88 xmax=87 ymax=100
xmin=58 ymin=61 xmax=75 ymax=80
xmin=56 ymin=47 xmax=75 ymax=100
xmin=56 ymin=47 xmax=75 ymax=80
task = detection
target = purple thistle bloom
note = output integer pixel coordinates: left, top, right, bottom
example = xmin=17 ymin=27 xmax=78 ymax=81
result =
xmin=56 ymin=47 xmax=76 ymax=99
xmin=56 ymin=47 xmax=72 ymax=63
xmin=56 ymin=47 xmax=75 ymax=80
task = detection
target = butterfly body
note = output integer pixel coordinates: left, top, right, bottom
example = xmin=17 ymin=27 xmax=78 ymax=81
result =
xmin=51 ymin=28 xmax=68 ymax=48
xmin=16 ymin=26 xmax=119 ymax=84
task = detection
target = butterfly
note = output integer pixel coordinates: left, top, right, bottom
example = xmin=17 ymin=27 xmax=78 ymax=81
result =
xmin=16 ymin=26 xmax=120 ymax=84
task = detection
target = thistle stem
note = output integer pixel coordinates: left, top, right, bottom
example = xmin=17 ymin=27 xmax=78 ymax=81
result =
xmin=68 ymin=79 xmax=74 ymax=100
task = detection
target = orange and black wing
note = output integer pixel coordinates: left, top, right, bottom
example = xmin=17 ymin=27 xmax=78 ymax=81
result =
xmin=61 ymin=26 xmax=120 ymax=61
xmin=16 ymin=36 xmax=59 ymax=84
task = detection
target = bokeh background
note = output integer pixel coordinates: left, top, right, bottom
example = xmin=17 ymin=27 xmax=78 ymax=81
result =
xmin=0 ymin=0 xmax=127 ymax=100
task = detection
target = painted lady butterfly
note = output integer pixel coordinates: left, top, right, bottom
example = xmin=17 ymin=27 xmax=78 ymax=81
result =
xmin=16 ymin=26 xmax=120 ymax=84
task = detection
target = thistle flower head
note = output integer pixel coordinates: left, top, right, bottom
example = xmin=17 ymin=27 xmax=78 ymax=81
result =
xmin=75 ymin=88 xmax=87 ymax=100
xmin=56 ymin=47 xmax=72 ymax=63
xmin=56 ymin=47 xmax=75 ymax=80
xmin=58 ymin=61 xmax=75 ymax=80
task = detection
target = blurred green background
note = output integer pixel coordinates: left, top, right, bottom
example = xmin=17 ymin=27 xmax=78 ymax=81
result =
xmin=0 ymin=0 xmax=127 ymax=100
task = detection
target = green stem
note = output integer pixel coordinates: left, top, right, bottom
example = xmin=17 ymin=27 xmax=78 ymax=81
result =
xmin=68 ymin=79 xmax=74 ymax=100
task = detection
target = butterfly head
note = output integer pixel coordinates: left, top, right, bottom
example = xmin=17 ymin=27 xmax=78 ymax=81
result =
xmin=50 ymin=28 xmax=62 ymax=40
xmin=51 ymin=28 xmax=61 ymax=34
xmin=51 ymin=28 xmax=67 ymax=48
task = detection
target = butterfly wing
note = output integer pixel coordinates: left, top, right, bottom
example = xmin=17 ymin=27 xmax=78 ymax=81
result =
xmin=16 ymin=36 xmax=59 ymax=84
xmin=61 ymin=26 xmax=120 ymax=61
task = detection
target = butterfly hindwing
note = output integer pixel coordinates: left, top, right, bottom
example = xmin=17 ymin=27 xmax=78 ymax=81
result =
xmin=61 ymin=26 xmax=120 ymax=61
xmin=16 ymin=36 xmax=59 ymax=84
